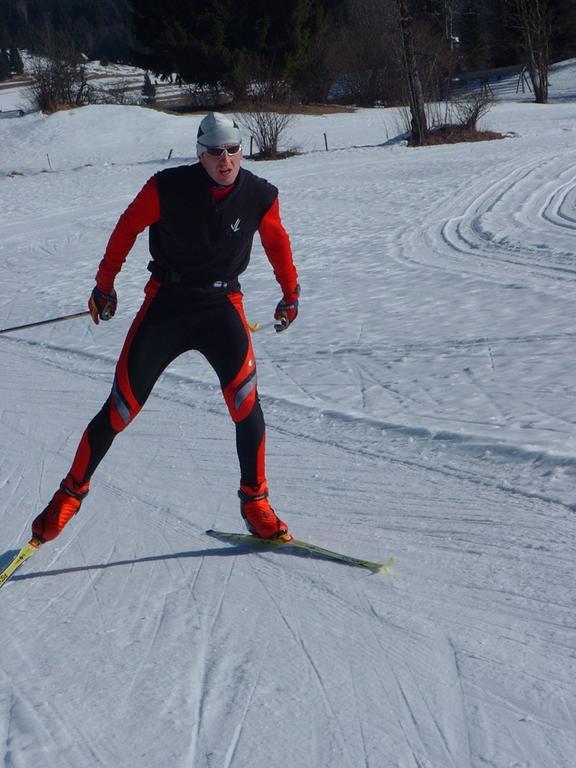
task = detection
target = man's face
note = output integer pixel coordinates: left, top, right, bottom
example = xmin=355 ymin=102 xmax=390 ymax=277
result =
xmin=199 ymin=144 xmax=243 ymax=186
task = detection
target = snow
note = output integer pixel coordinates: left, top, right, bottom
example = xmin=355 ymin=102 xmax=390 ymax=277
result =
xmin=1 ymin=60 xmax=576 ymax=768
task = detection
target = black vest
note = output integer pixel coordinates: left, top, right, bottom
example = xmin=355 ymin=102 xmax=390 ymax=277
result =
xmin=148 ymin=164 xmax=278 ymax=285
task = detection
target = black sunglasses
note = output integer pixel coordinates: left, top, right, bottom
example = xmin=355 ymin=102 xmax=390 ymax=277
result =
xmin=203 ymin=144 xmax=242 ymax=157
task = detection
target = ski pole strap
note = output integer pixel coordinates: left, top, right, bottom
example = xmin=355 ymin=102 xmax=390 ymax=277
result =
xmin=0 ymin=310 xmax=91 ymax=336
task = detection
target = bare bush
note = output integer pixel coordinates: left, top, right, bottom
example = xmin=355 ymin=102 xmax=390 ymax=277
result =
xmin=241 ymin=57 xmax=296 ymax=105
xmin=28 ymin=49 xmax=88 ymax=112
xmin=237 ymin=108 xmax=296 ymax=159
xmin=86 ymin=79 xmax=136 ymax=105
xmin=398 ymin=88 xmax=498 ymax=145
xmin=450 ymin=91 xmax=494 ymax=131
xmin=181 ymin=83 xmax=231 ymax=108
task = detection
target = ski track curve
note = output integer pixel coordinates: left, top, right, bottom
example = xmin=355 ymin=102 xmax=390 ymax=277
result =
xmin=393 ymin=152 xmax=576 ymax=287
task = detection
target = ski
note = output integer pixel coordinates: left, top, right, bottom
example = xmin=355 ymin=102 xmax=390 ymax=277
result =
xmin=206 ymin=530 xmax=393 ymax=574
xmin=0 ymin=538 xmax=42 ymax=590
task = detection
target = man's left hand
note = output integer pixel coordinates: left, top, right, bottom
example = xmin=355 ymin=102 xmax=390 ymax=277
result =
xmin=274 ymin=284 xmax=300 ymax=332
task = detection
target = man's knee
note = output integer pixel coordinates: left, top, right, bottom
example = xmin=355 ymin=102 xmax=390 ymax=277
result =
xmin=223 ymin=368 xmax=258 ymax=422
xmin=109 ymin=380 xmax=141 ymax=431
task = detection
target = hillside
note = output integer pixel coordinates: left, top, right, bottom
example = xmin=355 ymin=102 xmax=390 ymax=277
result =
xmin=1 ymin=60 xmax=576 ymax=768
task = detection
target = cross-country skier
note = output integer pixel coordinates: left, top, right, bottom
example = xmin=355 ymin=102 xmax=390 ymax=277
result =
xmin=31 ymin=112 xmax=299 ymax=543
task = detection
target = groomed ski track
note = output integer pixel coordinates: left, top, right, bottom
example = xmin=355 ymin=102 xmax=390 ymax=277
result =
xmin=1 ymin=332 xmax=574 ymax=768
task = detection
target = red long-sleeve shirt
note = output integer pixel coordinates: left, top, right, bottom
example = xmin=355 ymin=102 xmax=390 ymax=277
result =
xmin=96 ymin=175 xmax=298 ymax=299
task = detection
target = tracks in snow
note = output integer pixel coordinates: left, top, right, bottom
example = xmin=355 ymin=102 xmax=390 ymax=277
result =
xmin=394 ymin=152 xmax=576 ymax=288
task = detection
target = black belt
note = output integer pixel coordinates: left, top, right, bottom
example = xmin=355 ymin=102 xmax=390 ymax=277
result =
xmin=148 ymin=261 xmax=240 ymax=291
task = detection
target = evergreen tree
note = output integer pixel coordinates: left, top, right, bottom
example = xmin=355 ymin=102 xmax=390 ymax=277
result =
xmin=1 ymin=0 xmax=133 ymax=62
xmin=459 ymin=0 xmax=491 ymax=69
xmin=0 ymin=49 xmax=11 ymax=82
xmin=485 ymin=0 xmax=522 ymax=67
xmin=129 ymin=0 xmax=346 ymax=99
xmin=9 ymin=46 xmax=24 ymax=74
xmin=549 ymin=0 xmax=576 ymax=59
xmin=142 ymin=71 xmax=156 ymax=102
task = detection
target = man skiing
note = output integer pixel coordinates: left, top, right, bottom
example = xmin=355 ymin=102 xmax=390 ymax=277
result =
xmin=31 ymin=112 xmax=299 ymax=544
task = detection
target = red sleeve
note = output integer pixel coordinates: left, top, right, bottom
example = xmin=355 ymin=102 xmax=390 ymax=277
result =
xmin=258 ymin=196 xmax=299 ymax=300
xmin=95 ymin=176 xmax=161 ymax=291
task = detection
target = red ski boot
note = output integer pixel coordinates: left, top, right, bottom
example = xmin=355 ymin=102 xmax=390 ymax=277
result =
xmin=32 ymin=475 xmax=89 ymax=543
xmin=239 ymin=482 xmax=290 ymax=540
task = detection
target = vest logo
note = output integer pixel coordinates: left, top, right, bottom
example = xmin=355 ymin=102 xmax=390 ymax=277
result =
xmin=230 ymin=218 xmax=241 ymax=233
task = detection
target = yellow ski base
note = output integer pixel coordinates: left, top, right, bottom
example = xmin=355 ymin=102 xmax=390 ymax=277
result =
xmin=0 ymin=538 xmax=42 ymax=590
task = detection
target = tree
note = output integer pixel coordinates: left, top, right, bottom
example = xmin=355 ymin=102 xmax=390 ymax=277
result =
xmin=549 ymin=0 xmax=576 ymax=60
xmin=424 ymin=0 xmax=457 ymax=47
xmin=511 ymin=0 xmax=551 ymax=103
xmin=0 ymin=0 xmax=133 ymax=62
xmin=328 ymin=0 xmax=402 ymax=106
xmin=459 ymin=0 xmax=492 ymax=70
xmin=130 ymin=0 xmax=235 ymax=94
xmin=9 ymin=46 xmax=24 ymax=74
xmin=129 ymin=0 xmax=346 ymax=102
xmin=0 ymin=49 xmax=10 ymax=82
xmin=142 ymin=71 xmax=156 ymax=103
xmin=395 ymin=0 xmax=428 ymax=144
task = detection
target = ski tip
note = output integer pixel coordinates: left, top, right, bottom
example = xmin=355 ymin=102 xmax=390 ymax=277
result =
xmin=372 ymin=557 xmax=395 ymax=574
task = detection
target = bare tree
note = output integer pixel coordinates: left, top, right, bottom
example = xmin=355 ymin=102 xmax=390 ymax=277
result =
xmin=432 ymin=0 xmax=457 ymax=48
xmin=395 ymin=0 xmax=428 ymax=144
xmin=512 ymin=0 xmax=551 ymax=103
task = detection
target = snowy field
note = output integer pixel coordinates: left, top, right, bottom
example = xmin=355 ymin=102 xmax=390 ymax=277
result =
xmin=1 ymin=61 xmax=576 ymax=768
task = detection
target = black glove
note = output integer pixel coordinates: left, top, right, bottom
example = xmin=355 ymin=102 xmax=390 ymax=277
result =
xmin=274 ymin=284 xmax=300 ymax=332
xmin=88 ymin=286 xmax=117 ymax=324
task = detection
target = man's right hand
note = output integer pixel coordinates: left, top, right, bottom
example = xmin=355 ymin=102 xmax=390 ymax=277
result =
xmin=89 ymin=287 xmax=117 ymax=324
xmin=274 ymin=284 xmax=300 ymax=332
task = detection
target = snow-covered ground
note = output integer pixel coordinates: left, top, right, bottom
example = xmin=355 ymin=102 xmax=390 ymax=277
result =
xmin=1 ymin=60 xmax=575 ymax=768
xmin=0 ymin=57 xmax=208 ymax=114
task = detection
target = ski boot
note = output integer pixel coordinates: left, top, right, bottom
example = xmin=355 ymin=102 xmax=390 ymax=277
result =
xmin=239 ymin=482 xmax=290 ymax=540
xmin=32 ymin=474 xmax=90 ymax=543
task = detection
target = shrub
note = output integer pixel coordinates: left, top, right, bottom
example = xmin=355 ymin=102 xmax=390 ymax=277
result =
xmin=237 ymin=107 xmax=296 ymax=159
xmin=28 ymin=50 xmax=88 ymax=112
xmin=450 ymin=91 xmax=495 ymax=131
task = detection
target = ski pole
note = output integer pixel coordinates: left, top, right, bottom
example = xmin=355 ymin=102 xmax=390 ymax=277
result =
xmin=248 ymin=319 xmax=289 ymax=333
xmin=0 ymin=310 xmax=91 ymax=336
